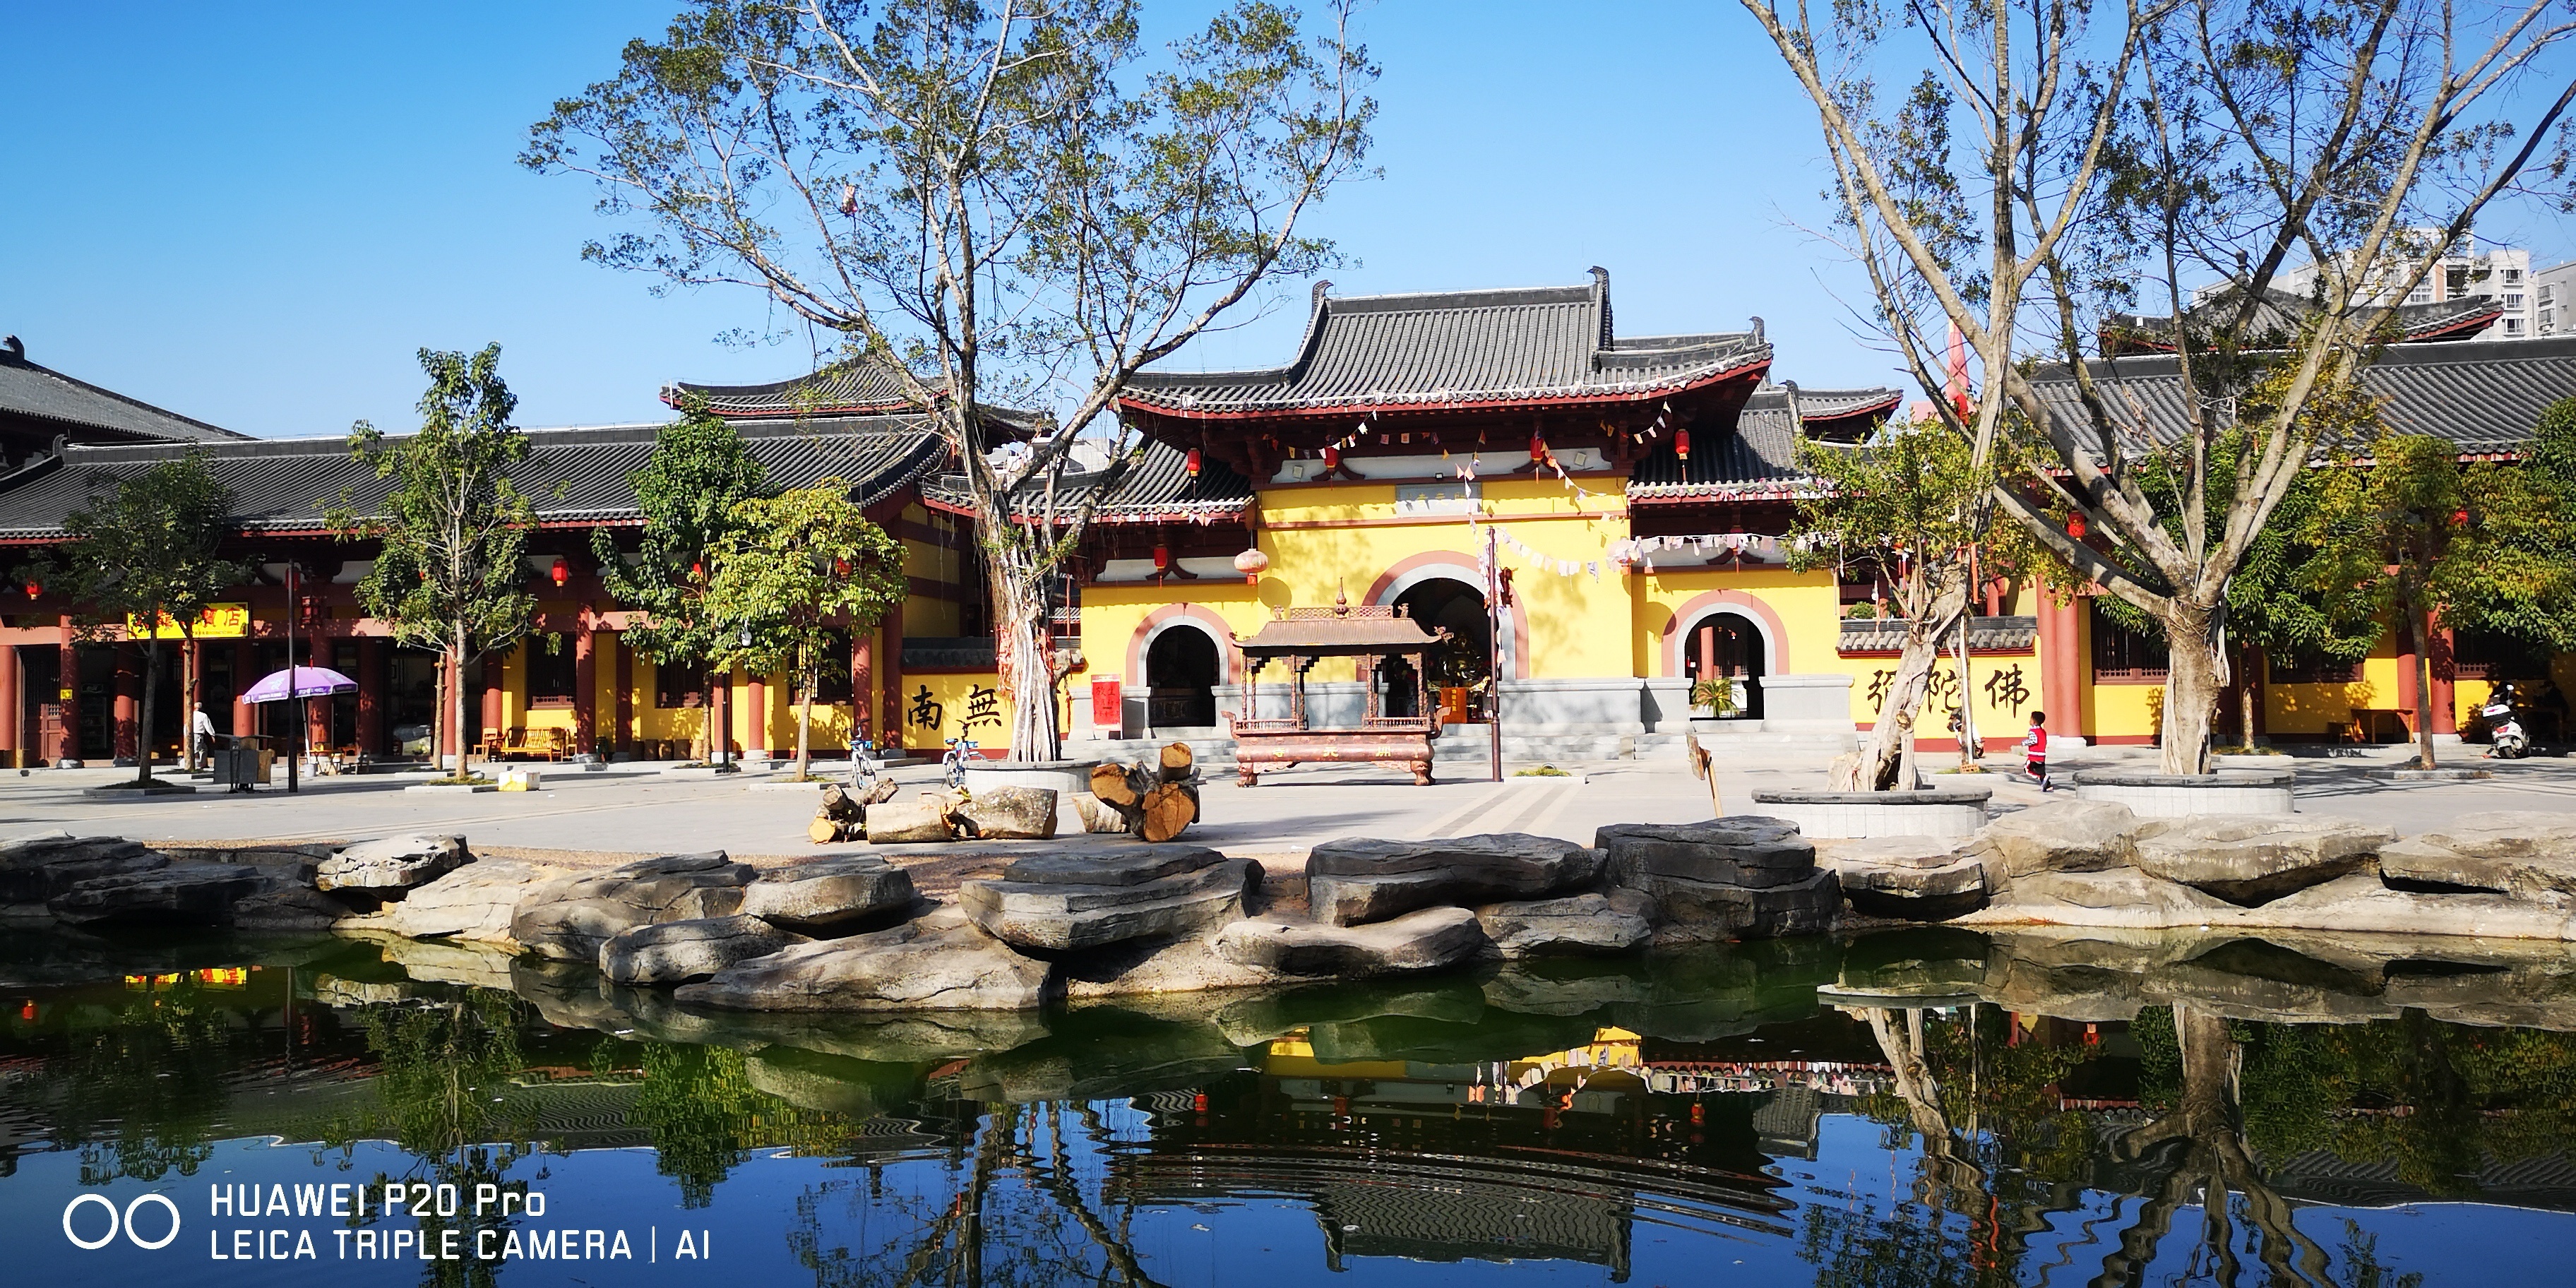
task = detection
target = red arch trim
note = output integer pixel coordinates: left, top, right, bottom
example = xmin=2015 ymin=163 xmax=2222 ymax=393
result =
xmin=1364 ymin=550 xmax=1530 ymax=680
xmin=1661 ymin=590 xmax=1790 ymax=678
xmin=1126 ymin=603 xmax=1239 ymax=688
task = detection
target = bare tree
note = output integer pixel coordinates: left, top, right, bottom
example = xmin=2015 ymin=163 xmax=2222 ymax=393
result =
xmin=526 ymin=0 xmax=1376 ymax=761
xmin=1747 ymin=0 xmax=2576 ymax=772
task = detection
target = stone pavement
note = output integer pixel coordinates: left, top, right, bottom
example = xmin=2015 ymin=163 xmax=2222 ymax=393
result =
xmin=13 ymin=742 xmax=2576 ymax=866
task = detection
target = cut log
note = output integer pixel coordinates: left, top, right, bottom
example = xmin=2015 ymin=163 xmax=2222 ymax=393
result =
xmin=1139 ymin=781 xmax=1199 ymax=843
xmin=1091 ymin=761 xmax=1142 ymax=807
xmin=955 ymin=787 xmax=1059 ymax=840
xmin=866 ymin=801 xmax=955 ymax=844
xmin=1069 ymin=792 xmax=1129 ymax=834
xmin=1158 ymin=742 xmax=1195 ymax=781
xmin=808 ymin=816 xmax=842 ymax=845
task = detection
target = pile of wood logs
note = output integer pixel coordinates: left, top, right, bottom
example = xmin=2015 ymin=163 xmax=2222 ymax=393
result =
xmin=809 ymin=778 xmax=900 ymax=844
xmin=1077 ymin=742 xmax=1202 ymax=842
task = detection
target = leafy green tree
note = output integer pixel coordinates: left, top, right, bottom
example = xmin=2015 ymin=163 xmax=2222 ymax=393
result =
xmin=2433 ymin=397 xmax=2576 ymax=666
xmin=703 ymin=484 xmax=907 ymax=778
xmin=335 ymin=345 xmax=537 ymax=780
xmin=41 ymin=450 xmax=250 ymax=784
xmin=590 ymin=402 xmax=767 ymax=761
xmin=1791 ymin=422 xmax=2032 ymax=787
xmin=525 ymin=0 xmax=1376 ymax=761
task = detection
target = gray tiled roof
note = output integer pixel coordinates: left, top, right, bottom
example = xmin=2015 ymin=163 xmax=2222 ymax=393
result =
xmin=923 ymin=440 xmax=1253 ymax=523
xmin=0 ymin=349 xmax=245 ymax=444
xmin=666 ymin=359 xmax=926 ymax=417
xmin=0 ymin=416 xmax=948 ymax=539
xmin=2025 ymin=335 xmax=2576 ymax=455
xmin=1120 ymin=271 xmax=1770 ymax=414
xmin=1625 ymin=386 xmax=1902 ymax=501
xmin=2106 ymin=287 xmax=2503 ymax=350
xmin=1837 ymin=615 xmax=2038 ymax=655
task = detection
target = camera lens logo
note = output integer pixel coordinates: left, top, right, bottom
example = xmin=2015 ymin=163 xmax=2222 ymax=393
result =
xmin=61 ymin=1193 xmax=181 ymax=1251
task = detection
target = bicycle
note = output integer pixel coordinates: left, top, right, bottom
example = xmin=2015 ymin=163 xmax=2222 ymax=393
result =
xmin=849 ymin=736 xmax=883 ymax=798
xmin=942 ymin=735 xmax=979 ymax=790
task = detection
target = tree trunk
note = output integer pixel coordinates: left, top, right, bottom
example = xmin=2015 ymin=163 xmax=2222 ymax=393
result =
xmin=450 ymin=628 xmax=470 ymax=781
xmin=997 ymin=589 xmax=1061 ymax=763
xmin=136 ymin=635 xmax=162 ymax=785
xmin=2238 ymin=643 xmax=2258 ymax=753
xmin=2156 ymin=600 xmax=2224 ymax=775
xmin=179 ymin=632 xmax=198 ymax=773
xmin=2408 ymin=601 xmax=2438 ymax=770
xmin=1835 ymin=576 xmax=1970 ymax=790
xmin=795 ymin=652 xmax=815 ymax=781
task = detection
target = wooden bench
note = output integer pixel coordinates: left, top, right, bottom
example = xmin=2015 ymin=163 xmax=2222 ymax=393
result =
xmin=484 ymin=727 xmax=573 ymax=762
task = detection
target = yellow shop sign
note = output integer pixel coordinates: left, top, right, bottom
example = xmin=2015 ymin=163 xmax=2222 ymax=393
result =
xmin=125 ymin=602 xmax=251 ymax=639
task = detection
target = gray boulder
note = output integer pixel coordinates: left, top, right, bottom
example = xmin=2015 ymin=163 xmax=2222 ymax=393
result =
xmin=2395 ymin=813 xmax=2576 ymax=901
xmin=1212 ymin=906 xmax=1490 ymax=977
xmin=49 ymin=864 xmax=263 ymax=925
xmin=2133 ymin=815 xmax=2392 ymax=905
xmin=954 ymin=787 xmax=1059 ymax=840
xmin=342 ymin=859 xmax=573 ymax=944
xmin=1963 ymin=868 xmax=2235 ymax=929
xmin=1966 ymin=800 xmax=2137 ymax=878
xmin=0 ymin=833 xmax=167 ymax=907
xmin=676 ymin=909 xmax=1051 ymax=1011
xmin=316 ymin=834 xmax=470 ymax=892
xmin=600 ymin=915 xmax=796 ymax=986
xmin=741 ymin=857 xmax=917 ymax=934
xmin=1816 ymin=836 xmax=1989 ymax=919
xmin=998 ymin=845 xmax=1227 ymax=887
xmin=961 ymin=854 xmax=1252 ymax=953
xmin=511 ymin=852 xmax=758 ymax=962
xmin=1642 ymin=868 xmax=1843 ymax=943
xmin=1595 ymin=818 xmax=1814 ymax=889
xmin=1306 ymin=834 xmax=1601 ymax=926
xmin=1474 ymin=892 xmax=1652 ymax=957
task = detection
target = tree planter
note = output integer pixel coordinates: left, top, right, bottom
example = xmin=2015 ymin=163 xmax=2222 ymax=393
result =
xmin=1749 ymin=787 xmax=1991 ymax=839
xmin=2070 ymin=770 xmax=2293 ymax=817
xmin=962 ymin=759 xmax=1102 ymax=831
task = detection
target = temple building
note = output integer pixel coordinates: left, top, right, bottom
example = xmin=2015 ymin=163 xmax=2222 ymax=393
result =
xmin=1 ymin=269 xmax=2573 ymax=769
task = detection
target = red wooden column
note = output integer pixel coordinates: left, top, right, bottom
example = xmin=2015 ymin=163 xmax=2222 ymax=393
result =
xmin=882 ymin=600 xmax=906 ymax=751
xmin=573 ymin=623 xmax=598 ymax=755
xmin=356 ymin=637 xmax=386 ymax=755
xmin=2036 ymin=592 xmax=2084 ymax=739
xmin=54 ymin=626 xmax=76 ymax=763
xmin=0 ymin=643 xmax=20 ymax=767
xmin=112 ymin=645 xmax=140 ymax=764
xmin=2429 ymin=624 xmax=2459 ymax=736
xmin=612 ymin=633 xmax=634 ymax=754
xmin=852 ymin=631 xmax=873 ymax=742
xmin=745 ymin=673 xmax=768 ymax=758
xmin=232 ymin=640 xmax=257 ymax=737
xmin=482 ymin=665 xmax=506 ymax=745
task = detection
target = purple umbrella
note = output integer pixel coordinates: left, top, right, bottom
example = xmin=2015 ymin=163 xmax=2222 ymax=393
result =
xmin=240 ymin=667 xmax=357 ymax=703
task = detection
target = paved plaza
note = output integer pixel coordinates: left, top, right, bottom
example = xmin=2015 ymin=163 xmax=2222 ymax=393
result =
xmin=18 ymin=741 xmax=2576 ymax=866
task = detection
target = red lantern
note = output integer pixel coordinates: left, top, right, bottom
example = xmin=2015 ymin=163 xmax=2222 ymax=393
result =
xmin=2067 ymin=512 xmax=2087 ymax=539
xmin=19 ymin=578 xmax=35 ymax=600
xmin=1323 ymin=444 xmax=1340 ymax=472
xmin=1674 ymin=427 xmax=1690 ymax=460
xmin=549 ymin=558 xmax=571 ymax=588
xmin=1530 ymin=433 xmax=1547 ymax=464
xmin=2451 ymin=508 xmax=2471 ymax=525
xmin=833 ymin=557 xmax=851 ymax=578
xmin=1152 ymin=544 xmax=1170 ymax=573
xmin=1185 ymin=448 xmax=1203 ymax=477
xmin=690 ymin=560 xmax=705 ymax=581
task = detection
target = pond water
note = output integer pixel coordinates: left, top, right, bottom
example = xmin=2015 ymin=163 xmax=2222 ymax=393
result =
xmin=2 ymin=926 xmax=2571 ymax=1287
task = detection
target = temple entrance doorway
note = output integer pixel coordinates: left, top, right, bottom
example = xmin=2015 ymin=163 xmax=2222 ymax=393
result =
xmin=1145 ymin=625 xmax=1220 ymax=730
xmin=1681 ymin=612 xmax=1765 ymax=720
xmin=1386 ymin=578 xmax=1491 ymax=720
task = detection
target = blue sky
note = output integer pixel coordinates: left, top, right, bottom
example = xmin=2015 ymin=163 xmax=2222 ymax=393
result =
xmin=10 ymin=3 xmax=2568 ymax=441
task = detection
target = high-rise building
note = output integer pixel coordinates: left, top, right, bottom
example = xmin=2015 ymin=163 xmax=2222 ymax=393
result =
xmin=2271 ymin=229 xmax=2534 ymax=340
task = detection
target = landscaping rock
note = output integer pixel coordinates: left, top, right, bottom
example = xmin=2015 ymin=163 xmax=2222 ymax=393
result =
xmin=511 ymin=852 xmax=758 ymax=962
xmin=1595 ymin=818 xmax=1814 ymax=889
xmin=1965 ymin=800 xmax=2137 ymax=879
xmin=1962 ymin=869 xmax=2235 ymax=929
xmin=1642 ymin=868 xmax=1843 ymax=943
xmin=1815 ymin=836 xmax=1989 ymax=919
xmin=1212 ymin=906 xmax=1490 ymax=977
xmin=315 ymin=834 xmax=470 ymax=893
xmin=741 ymin=857 xmax=917 ymax=934
xmin=2236 ymin=873 xmax=2576 ymax=940
xmin=0 ymin=833 xmax=167 ymax=907
xmin=1306 ymin=834 xmax=1601 ymax=926
xmin=676 ymin=908 xmax=1051 ymax=1011
xmin=864 ymin=800 xmax=955 ymax=844
xmin=600 ymin=914 xmax=796 ymax=986
xmin=48 ymin=864 xmax=263 ymax=925
xmin=1474 ymin=892 xmax=1652 ymax=957
xmin=960 ymin=856 xmax=1253 ymax=952
xmin=350 ymin=859 xmax=573 ymax=944
xmin=1057 ymin=935 xmax=1289 ymax=998
xmin=2396 ymin=813 xmax=2576 ymax=901
xmin=954 ymin=787 xmax=1058 ymax=840
xmin=231 ymin=880 xmax=354 ymax=931
xmin=2132 ymin=815 xmax=2392 ymax=905
xmin=998 ymin=845 xmax=1228 ymax=886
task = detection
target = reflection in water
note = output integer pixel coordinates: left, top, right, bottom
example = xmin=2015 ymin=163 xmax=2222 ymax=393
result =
xmin=3 ymin=927 xmax=2573 ymax=1285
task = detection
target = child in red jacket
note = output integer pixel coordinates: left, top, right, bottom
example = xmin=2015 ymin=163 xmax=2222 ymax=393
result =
xmin=2022 ymin=711 xmax=2051 ymax=792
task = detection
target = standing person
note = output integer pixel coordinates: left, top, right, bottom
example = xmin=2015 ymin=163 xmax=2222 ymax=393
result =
xmin=191 ymin=704 xmax=219 ymax=767
xmin=2022 ymin=710 xmax=2051 ymax=792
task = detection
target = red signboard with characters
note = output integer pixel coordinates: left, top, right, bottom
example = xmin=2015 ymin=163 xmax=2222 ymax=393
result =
xmin=1091 ymin=675 xmax=1122 ymax=728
